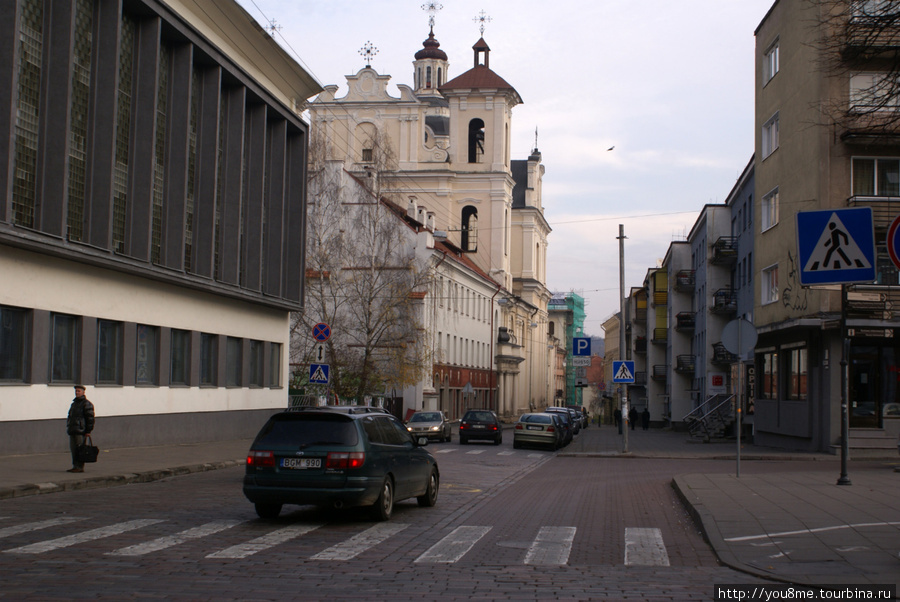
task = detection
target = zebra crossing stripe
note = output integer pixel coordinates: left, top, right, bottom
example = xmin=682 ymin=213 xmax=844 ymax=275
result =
xmin=415 ymin=525 xmax=491 ymax=563
xmin=465 ymin=450 xmax=485 ymax=455
xmin=624 ymin=527 xmax=670 ymax=566
xmin=4 ymin=519 xmax=164 ymax=554
xmin=524 ymin=526 xmax=576 ymax=565
xmin=109 ymin=520 xmax=242 ymax=556
xmin=435 ymin=448 xmax=456 ymax=454
xmin=0 ymin=517 xmax=86 ymax=540
xmin=311 ymin=523 xmax=408 ymax=561
xmin=207 ymin=523 xmax=324 ymax=559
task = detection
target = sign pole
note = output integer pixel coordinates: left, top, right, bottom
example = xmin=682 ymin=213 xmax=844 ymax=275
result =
xmin=618 ymin=225 xmax=628 ymax=453
xmin=838 ymin=284 xmax=852 ymax=485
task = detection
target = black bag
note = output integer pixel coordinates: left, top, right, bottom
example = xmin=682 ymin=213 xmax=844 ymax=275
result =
xmin=77 ymin=435 xmax=99 ymax=463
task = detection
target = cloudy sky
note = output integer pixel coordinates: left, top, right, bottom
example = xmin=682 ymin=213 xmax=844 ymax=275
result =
xmin=236 ymin=0 xmax=775 ymax=334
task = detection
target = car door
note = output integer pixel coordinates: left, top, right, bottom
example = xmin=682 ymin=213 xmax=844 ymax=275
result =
xmin=375 ymin=416 xmax=422 ymax=500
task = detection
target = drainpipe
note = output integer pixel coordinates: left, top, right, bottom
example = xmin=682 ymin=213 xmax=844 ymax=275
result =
xmin=489 ymin=283 xmax=502 ymax=412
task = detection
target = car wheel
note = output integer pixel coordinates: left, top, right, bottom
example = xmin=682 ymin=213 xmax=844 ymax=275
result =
xmin=371 ymin=477 xmax=394 ymax=521
xmin=254 ymin=502 xmax=282 ymax=520
xmin=417 ymin=468 xmax=439 ymax=507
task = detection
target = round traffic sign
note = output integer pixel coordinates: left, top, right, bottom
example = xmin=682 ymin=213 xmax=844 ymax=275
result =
xmin=312 ymin=323 xmax=331 ymax=342
xmin=887 ymin=214 xmax=900 ymax=270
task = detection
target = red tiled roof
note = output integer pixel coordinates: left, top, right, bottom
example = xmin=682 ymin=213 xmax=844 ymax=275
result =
xmin=440 ymin=65 xmax=521 ymax=101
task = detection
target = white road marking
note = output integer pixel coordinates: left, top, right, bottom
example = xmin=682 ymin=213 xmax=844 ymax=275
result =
xmin=724 ymin=521 xmax=900 ymax=542
xmin=207 ymin=523 xmax=325 ymax=559
xmin=108 ymin=520 xmax=241 ymax=556
xmin=435 ymin=449 xmax=456 ymax=454
xmin=4 ymin=519 xmax=164 ymax=554
xmin=497 ymin=451 xmax=515 ymax=456
xmin=524 ymin=526 xmax=576 ymax=565
xmin=415 ymin=526 xmax=492 ymax=563
xmin=311 ymin=523 xmax=408 ymax=561
xmin=0 ymin=517 xmax=86 ymax=540
xmin=465 ymin=450 xmax=485 ymax=455
xmin=624 ymin=527 xmax=670 ymax=566
xmin=528 ymin=454 xmax=544 ymax=458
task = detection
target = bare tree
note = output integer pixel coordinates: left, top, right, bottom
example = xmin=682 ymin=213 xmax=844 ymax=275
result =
xmin=293 ymin=128 xmax=433 ymax=403
xmin=806 ymin=0 xmax=900 ymax=133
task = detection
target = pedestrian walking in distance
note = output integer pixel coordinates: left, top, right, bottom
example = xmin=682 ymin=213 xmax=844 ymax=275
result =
xmin=641 ymin=407 xmax=650 ymax=430
xmin=628 ymin=406 xmax=637 ymax=431
xmin=66 ymin=385 xmax=95 ymax=473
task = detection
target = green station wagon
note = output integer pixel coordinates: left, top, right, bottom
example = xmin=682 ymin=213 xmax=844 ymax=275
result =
xmin=243 ymin=407 xmax=439 ymax=521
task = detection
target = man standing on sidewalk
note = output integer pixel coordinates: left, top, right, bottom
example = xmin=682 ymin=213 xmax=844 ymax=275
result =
xmin=66 ymin=385 xmax=95 ymax=473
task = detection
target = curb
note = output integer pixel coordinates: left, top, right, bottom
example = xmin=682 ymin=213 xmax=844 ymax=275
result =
xmin=0 ymin=459 xmax=244 ymax=500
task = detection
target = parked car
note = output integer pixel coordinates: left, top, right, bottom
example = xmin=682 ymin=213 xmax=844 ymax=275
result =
xmin=568 ymin=405 xmax=588 ymax=429
xmin=513 ymin=413 xmax=562 ymax=450
xmin=547 ymin=406 xmax=580 ymax=435
xmin=459 ymin=409 xmax=502 ymax=445
xmin=543 ymin=407 xmax=573 ymax=446
xmin=406 ymin=411 xmax=452 ymax=442
xmin=243 ymin=406 xmax=439 ymax=521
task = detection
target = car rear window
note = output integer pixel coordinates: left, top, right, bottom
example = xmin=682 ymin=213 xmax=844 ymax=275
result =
xmin=521 ymin=414 xmax=551 ymax=424
xmin=465 ymin=411 xmax=495 ymax=422
xmin=410 ymin=412 xmax=441 ymax=422
xmin=254 ymin=414 xmax=359 ymax=447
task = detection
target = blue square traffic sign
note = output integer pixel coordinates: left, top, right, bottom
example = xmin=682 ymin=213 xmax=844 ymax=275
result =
xmin=797 ymin=208 xmax=875 ymax=285
xmin=612 ymin=361 xmax=635 ymax=383
xmin=572 ymin=337 xmax=591 ymax=356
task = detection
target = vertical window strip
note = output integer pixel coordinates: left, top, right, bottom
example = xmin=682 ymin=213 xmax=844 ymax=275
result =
xmin=67 ymin=0 xmax=94 ymax=242
xmin=185 ymin=68 xmax=200 ymax=271
xmin=151 ymin=45 xmax=169 ymax=265
xmin=113 ymin=14 xmax=136 ymax=253
xmin=214 ymin=93 xmax=226 ymax=281
xmin=12 ymin=0 xmax=43 ymax=228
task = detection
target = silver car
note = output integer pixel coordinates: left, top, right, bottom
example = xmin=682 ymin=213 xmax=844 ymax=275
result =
xmin=406 ymin=411 xmax=452 ymax=442
xmin=513 ymin=412 xmax=562 ymax=450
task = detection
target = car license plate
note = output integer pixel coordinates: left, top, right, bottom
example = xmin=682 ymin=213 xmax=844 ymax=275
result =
xmin=281 ymin=457 xmax=321 ymax=469
xmin=473 ymin=424 xmax=485 ymax=429
xmin=526 ymin=425 xmax=542 ymax=431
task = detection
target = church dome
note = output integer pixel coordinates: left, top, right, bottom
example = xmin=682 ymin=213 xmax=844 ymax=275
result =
xmin=415 ymin=30 xmax=447 ymax=60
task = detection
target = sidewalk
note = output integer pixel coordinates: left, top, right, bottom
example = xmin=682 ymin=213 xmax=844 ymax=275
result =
xmin=0 ymin=424 xmax=897 ymax=594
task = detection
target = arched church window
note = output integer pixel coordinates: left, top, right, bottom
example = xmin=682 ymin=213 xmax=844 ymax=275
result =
xmin=461 ymin=206 xmax=478 ymax=253
xmin=437 ymin=67 xmax=442 ymax=86
xmin=468 ymin=119 xmax=485 ymax=163
xmin=426 ymin=66 xmax=432 ymax=88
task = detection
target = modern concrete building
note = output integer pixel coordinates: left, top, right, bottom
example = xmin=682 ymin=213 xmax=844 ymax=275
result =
xmin=0 ymin=0 xmax=321 ymax=454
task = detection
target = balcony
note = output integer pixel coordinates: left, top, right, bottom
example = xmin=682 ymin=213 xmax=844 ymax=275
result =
xmin=711 ymin=288 xmax=737 ymax=315
xmin=845 ymin=14 xmax=900 ymax=60
xmin=651 ymin=328 xmax=667 ymax=344
xmin=634 ymin=337 xmax=647 ymax=355
xmin=711 ymin=342 xmax=738 ymax=365
xmin=674 ymin=269 xmax=695 ymax=292
xmin=653 ymin=290 xmax=668 ymax=305
xmin=675 ymin=312 xmax=695 ymax=331
xmin=635 ymin=307 xmax=647 ymax=321
xmin=675 ymin=355 xmax=695 ymax=374
xmin=633 ymin=371 xmax=647 ymax=386
xmin=711 ymin=236 xmax=737 ymax=264
xmin=651 ymin=365 xmax=667 ymax=381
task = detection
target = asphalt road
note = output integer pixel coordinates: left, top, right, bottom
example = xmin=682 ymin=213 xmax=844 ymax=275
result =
xmin=0 ymin=435 xmax=790 ymax=600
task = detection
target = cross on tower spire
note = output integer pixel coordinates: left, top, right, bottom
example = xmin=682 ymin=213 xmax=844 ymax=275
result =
xmin=421 ymin=2 xmax=443 ymax=30
xmin=473 ymin=10 xmax=492 ymax=36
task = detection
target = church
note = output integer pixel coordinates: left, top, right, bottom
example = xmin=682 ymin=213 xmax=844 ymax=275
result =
xmin=305 ymin=15 xmax=554 ymax=419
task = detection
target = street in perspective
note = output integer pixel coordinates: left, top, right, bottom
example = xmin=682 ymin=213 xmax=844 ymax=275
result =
xmin=2 ymin=0 xmax=900 ymax=600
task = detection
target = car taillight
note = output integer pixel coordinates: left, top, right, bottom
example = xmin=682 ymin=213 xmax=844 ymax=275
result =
xmin=547 ymin=426 xmax=556 ymax=432
xmin=326 ymin=452 xmax=365 ymax=469
xmin=247 ymin=451 xmax=275 ymax=468
xmin=459 ymin=422 xmax=469 ymax=430
xmin=490 ymin=424 xmax=498 ymax=431
xmin=515 ymin=424 xmax=523 ymax=430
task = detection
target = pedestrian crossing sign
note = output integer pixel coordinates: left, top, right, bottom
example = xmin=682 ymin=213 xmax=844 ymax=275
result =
xmin=309 ymin=363 xmax=330 ymax=385
xmin=612 ymin=361 xmax=635 ymax=383
xmin=797 ymin=208 xmax=875 ymax=285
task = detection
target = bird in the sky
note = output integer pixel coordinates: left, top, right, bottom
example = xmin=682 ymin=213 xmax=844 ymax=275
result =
xmin=607 ymin=146 xmax=615 ymax=151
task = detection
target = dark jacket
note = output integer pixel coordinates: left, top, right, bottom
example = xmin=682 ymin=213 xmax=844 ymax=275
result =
xmin=66 ymin=396 xmax=95 ymax=436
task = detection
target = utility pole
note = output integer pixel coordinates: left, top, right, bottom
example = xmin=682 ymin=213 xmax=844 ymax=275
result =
xmin=618 ymin=224 xmax=628 ymax=453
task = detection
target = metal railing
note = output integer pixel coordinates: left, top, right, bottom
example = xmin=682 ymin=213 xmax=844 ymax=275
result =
xmin=682 ymin=394 xmax=735 ymax=441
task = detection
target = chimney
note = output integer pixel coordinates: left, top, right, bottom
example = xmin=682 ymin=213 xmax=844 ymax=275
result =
xmin=426 ymin=212 xmax=436 ymax=232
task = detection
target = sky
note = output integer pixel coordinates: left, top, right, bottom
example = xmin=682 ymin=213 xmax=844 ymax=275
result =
xmin=235 ymin=0 xmax=776 ymax=335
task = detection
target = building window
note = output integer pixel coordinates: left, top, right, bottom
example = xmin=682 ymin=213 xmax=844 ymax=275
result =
xmin=67 ymin=0 xmax=93 ymax=242
xmin=426 ymin=65 xmax=432 ymax=88
xmin=762 ymin=265 xmax=779 ymax=305
xmin=852 ymin=0 xmax=897 ymax=19
xmin=468 ymin=119 xmax=485 ymax=163
xmin=759 ymin=349 xmax=778 ymax=400
xmin=51 ymin=314 xmax=79 ymax=383
xmin=853 ymin=157 xmax=900 ymax=196
xmin=762 ymin=188 xmax=779 ymax=231
xmin=268 ymin=343 xmax=281 ymax=387
xmin=785 ymin=346 xmax=807 ymax=400
xmin=96 ymin=320 xmax=122 ymax=385
xmin=461 ymin=206 xmax=478 ymax=252
xmin=226 ymin=337 xmax=242 ymax=387
xmin=0 ymin=306 xmax=29 ymax=382
xmin=200 ymin=333 xmax=217 ymax=386
xmin=12 ymin=0 xmax=44 ymax=229
xmin=764 ymin=40 xmax=779 ymax=83
xmin=762 ymin=112 xmax=779 ymax=158
xmin=170 ymin=329 xmax=190 ymax=386
xmin=361 ymin=148 xmax=373 ymax=162
xmin=136 ymin=324 xmax=159 ymax=385
xmin=113 ymin=14 xmax=136 ymax=254
xmin=151 ymin=45 xmax=170 ymax=265
xmin=849 ymin=73 xmax=900 ymax=112
xmin=249 ymin=340 xmax=264 ymax=387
